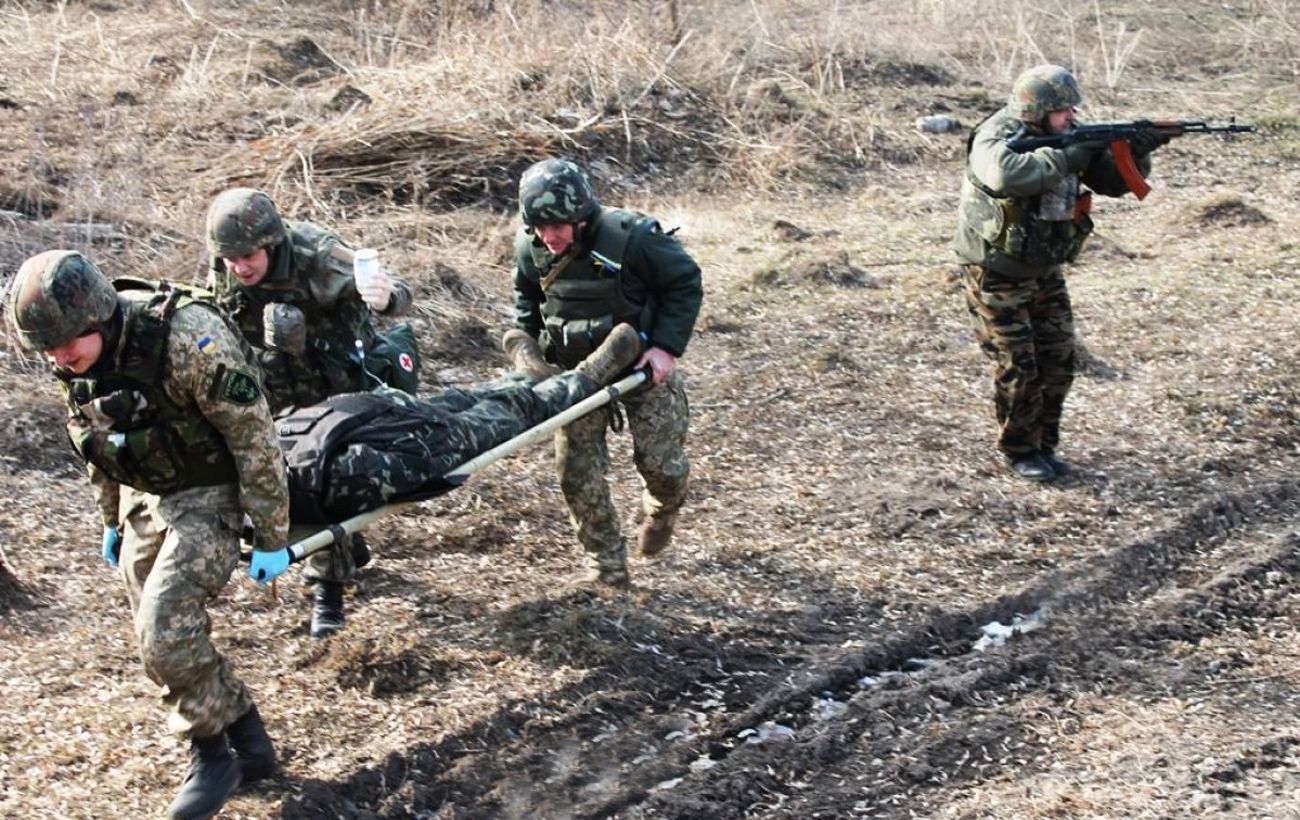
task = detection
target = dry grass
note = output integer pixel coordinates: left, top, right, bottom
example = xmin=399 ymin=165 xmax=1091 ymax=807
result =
xmin=2 ymin=1 xmax=1300 ymax=818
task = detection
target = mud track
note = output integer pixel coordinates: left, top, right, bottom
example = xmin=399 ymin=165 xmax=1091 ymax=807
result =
xmin=281 ymin=480 xmax=1300 ymax=819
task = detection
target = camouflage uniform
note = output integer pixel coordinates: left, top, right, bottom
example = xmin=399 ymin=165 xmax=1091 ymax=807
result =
xmin=280 ymin=372 xmax=598 ymax=522
xmin=206 ymin=221 xmax=418 ymax=414
xmin=513 ymin=159 xmax=702 ymax=576
xmin=10 ymin=255 xmax=289 ymax=739
xmin=206 ymin=190 xmax=417 ymax=585
xmin=953 ymin=65 xmax=1152 ymax=464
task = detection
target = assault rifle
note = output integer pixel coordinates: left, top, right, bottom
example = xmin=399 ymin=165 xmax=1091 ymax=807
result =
xmin=1006 ymin=118 xmax=1256 ymax=200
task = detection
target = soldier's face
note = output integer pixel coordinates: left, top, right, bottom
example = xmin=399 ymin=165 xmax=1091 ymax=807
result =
xmin=46 ymin=330 xmax=103 ymax=374
xmin=223 ymin=248 xmax=270 ymax=286
xmin=535 ymin=223 xmax=579 ymax=255
xmin=1046 ymin=107 xmax=1077 ymax=134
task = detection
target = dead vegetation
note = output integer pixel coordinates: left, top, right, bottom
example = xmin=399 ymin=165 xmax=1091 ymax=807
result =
xmin=1 ymin=0 xmax=1300 ymax=818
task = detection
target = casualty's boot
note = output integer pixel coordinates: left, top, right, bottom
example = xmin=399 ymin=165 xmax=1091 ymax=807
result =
xmin=167 ymin=732 xmax=241 ymax=820
xmin=575 ymin=324 xmax=642 ymax=385
xmin=638 ymin=511 xmax=678 ymax=558
xmin=225 ymin=704 xmax=276 ymax=783
xmin=502 ymin=329 xmax=557 ymax=381
xmin=595 ymin=539 xmax=630 ymax=588
xmin=310 ymin=581 xmax=345 ymax=638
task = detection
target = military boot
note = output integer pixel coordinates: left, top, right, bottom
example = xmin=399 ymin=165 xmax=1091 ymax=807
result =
xmin=351 ymin=532 xmax=372 ymax=569
xmin=167 ymin=733 xmax=241 ymax=820
xmin=575 ymin=324 xmax=642 ymax=385
xmin=225 ymin=704 xmax=276 ymax=783
xmin=502 ymin=329 xmax=556 ymax=381
xmin=638 ymin=512 xmax=678 ymax=558
xmin=310 ymin=581 xmax=345 ymax=638
xmin=1007 ymin=453 xmax=1055 ymax=483
xmin=595 ymin=539 xmax=630 ymax=588
xmin=1040 ymin=449 xmax=1072 ymax=477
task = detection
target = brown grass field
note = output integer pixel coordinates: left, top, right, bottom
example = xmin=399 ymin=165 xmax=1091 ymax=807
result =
xmin=1 ymin=1 xmax=1299 ymax=817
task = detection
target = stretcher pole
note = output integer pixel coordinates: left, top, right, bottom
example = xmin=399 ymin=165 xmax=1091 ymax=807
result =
xmin=278 ymin=368 xmax=649 ymax=565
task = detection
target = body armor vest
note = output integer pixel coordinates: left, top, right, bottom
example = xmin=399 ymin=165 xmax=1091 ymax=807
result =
xmin=215 ymin=222 xmax=378 ymax=408
xmin=277 ymin=392 xmax=457 ymax=523
xmin=963 ymin=114 xmax=1093 ymax=268
xmin=61 ymin=280 xmax=239 ymax=495
xmin=532 ymin=209 xmax=655 ymax=368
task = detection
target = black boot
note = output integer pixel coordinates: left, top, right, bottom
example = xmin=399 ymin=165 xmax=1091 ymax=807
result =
xmin=1040 ymin=449 xmax=1072 ymax=477
xmin=311 ymin=581 xmax=345 ymax=638
xmin=167 ymin=733 xmax=241 ymax=820
xmin=351 ymin=533 xmax=371 ymax=569
xmin=225 ymin=704 xmax=276 ymax=783
xmin=1007 ymin=453 xmax=1055 ymax=482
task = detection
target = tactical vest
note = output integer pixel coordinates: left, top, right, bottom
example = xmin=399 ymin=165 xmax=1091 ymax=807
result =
xmin=213 ymin=222 xmax=379 ymax=409
xmin=963 ymin=114 xmax=1093 ymax=268
xmin=531 ymin=209 xmax=655 ymax=368
xmin=60 ymin=279 xmax=239 ymax=495
xmin=278 ymin=392 xmax=458 ymax=523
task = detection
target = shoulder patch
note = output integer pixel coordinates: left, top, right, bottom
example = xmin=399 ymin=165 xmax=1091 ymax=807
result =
xmin=219 ymin=369 xmax=262 ymax=405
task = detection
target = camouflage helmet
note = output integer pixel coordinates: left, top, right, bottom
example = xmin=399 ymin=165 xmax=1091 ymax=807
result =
xmin=1007 ymin=64 xmax=1084 ymax=123
xmin=8 ymin=250 xmax=118 ymax=351
xmin=205 ymin=187 xmax=286 ymax=258
xmin=518 ymin=158 xmax=599 ymax=227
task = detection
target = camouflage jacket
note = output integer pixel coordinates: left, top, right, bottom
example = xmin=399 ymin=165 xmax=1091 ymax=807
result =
xmin=207 ymin=221 xmax=414 ymax=412
xmin=953 ymin=108 xmax=1151 ymax=278
xmin=63 ymin=286 xmax=289 ymax=548
xmin=513 ymin=207 xmax=703 ymax=368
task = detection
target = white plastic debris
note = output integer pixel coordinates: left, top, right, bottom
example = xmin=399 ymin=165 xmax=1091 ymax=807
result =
xmin=742 ymin=721 xmax=796 ymax=745
xmin=814 ymin=697 xmax=848 ymax=722
xmin=915 ymin=114 xmax=963 ymax=134
xmin=973 ymin=609 xmax=1048 ymax=651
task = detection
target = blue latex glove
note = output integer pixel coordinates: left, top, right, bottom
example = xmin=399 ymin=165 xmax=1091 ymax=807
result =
xmin=101 ymin=526 xmax=121 ymax=568
xmin=248 ymin=549 xmax=291 ymax=584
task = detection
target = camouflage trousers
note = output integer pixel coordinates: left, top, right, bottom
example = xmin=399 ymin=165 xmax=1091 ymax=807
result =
xmin=118 ymin=483 xmax=252 ymax=738
xmin=554 ymin=370 xmax=690 ymax=562
xmin=959 ymin=264 xmax=1075 ymax=458
xmin=303 ymin=373 xmax=597 ymax=582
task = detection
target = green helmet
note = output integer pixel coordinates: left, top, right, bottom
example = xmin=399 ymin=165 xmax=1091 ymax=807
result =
xmin=1007 ymin=64 xmax=1083 ymax=123
xmin=205 ymin=187 xmax=286 ymax=258
xmin=518 ymin=158 xmax=599 ymax=227
xmin=8 ymin=250 xmax=118 ymax=351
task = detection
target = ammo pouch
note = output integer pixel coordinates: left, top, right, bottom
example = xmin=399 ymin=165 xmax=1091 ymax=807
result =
xmin=966 ymin=177 xmax=1094 ymax=268
xmin=544 ymin=314 xmax=614 ymax=366
xmin=367 ymin=322 xmax=422 ymax=394
xmin=72 ymin=422 xmax=237 ymax=495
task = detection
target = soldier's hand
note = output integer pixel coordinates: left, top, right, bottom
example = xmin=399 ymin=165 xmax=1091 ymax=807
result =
xmin=263 ymin=303 xmax=307 ymax=357
xmin=635 ymin=346 xmax=677 ymax=385
xmin=101 ymin=526 xmax=121 ymax=568
xmin=1129 ymin=130 xmax=1172 ymax=157
xmin=358 ymin=268 xmax=393 ymax=311
xmin=248 ymin=548 xmax=291 ymax=584
xmin=1059 ymin=139 xmax=1108 ymax=173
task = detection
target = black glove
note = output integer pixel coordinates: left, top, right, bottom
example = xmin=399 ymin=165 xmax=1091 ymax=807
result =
xmin=1128 ymin=130 xmax=1172 ymax=157
xmin=1060 ymin=140 xmax=1108 ymax=173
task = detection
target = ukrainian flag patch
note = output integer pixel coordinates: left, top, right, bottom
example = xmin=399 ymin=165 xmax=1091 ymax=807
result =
xmin=197 ymin=335 xmax=217 ymax=354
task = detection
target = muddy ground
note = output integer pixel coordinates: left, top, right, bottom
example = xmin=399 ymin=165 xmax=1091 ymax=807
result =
xmin=1 ymin=1 xmax=1298 ymax=818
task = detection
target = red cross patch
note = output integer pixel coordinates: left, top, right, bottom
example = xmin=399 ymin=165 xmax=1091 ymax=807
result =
xmin=399 ymin=353 xmax=414 ymax=372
